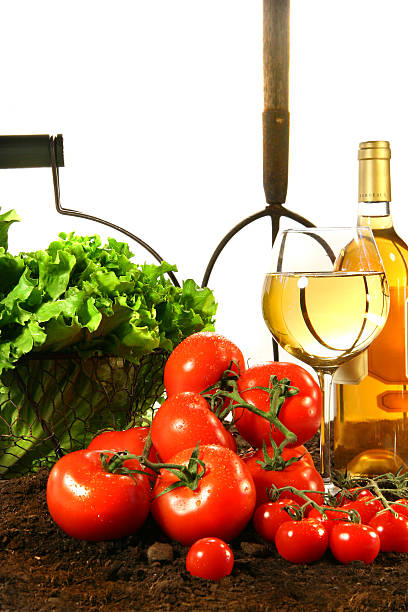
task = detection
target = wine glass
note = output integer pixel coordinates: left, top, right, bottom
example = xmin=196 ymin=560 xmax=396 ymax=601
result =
xmin=261 ymin=227 xmax=389 ymax=491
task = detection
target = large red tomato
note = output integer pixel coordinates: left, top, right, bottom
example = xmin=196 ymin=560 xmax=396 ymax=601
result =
xmin=151 ymin=444 xmax=256 ymax=545
xmin=235 ymin=362 xmax=322 ymax=448
xmin=164 ymin=332 xmax=245 ymax=397
xmin=243 ymin=445 xmax=324 ymax=507
xmin=241 ymin=443 xmax=315 ymax=468
xmin=47 ymin=449 xmax=151 ymax=541
xmin=151 ymin=392 xmax=236 ymax=461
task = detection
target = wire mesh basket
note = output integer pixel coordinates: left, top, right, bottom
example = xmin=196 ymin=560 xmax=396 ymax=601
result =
xmin=0 ymin=350 xmax=168 ymax=478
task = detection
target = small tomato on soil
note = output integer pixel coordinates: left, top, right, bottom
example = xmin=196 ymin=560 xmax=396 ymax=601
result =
xmin=329 ymin=523 xmax=380 ymax=564
xmin=47 ymin=449 xmax=151 ymax=541
xmin=234 ymin=362 xmax=322 ymax=448
xmin=151 ymin=444 xmax=256 ymax=546
xmin=275 ymin=518 xmax=329 ymax=564
xmin=186 ymin=537 xmax=234 ymax=581
xmin=150 ymin=392 xmax=236 ymax=461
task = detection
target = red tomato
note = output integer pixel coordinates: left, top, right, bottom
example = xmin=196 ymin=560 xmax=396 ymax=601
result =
xmin=47 ymin=449 xmax=151 ymax=541
xmin=234 ymin=363 xmax=322 ymax=448
xmin=88 ymin=426 xmax=159 ymax=480
xmin=151 ymin=392 xmax=236 ymax=461
xmin=341 ymin=490 xmax=383 ymax=525
xmin=151 ymin=444 xmax=256 ymax=545
xmin=275 ymin=518 xmax=329 ymax=564
xmin=337 ymin=487 xmax=373 ymax=506
xmin=164 ymin=332 xmax=245 ymax=397
xmin=307 ymin=506 xmax=351 ymax=535
xmin=329 ymin=523 xmax=380 ymax=564
xmin=241 ymin=444 xmax=315 ymax=467
xmin=390 ymin=499 xmax=408 ymax=519
xmin=186 ymin=537 xmax=234 ymax=581
xmin=369 ymin=511 xmax=408 ymax=552
xmin=253 ymin=500 xmax=300 ymax=542
xmin=243 ymin=445 xmax=324 ymax=507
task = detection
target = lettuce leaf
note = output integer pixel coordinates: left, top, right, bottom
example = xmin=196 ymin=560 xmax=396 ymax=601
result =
xmin=0 ymin=215 xmax=217 ymax=476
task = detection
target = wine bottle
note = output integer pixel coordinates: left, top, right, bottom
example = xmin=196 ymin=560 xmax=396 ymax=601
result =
xmin=334 ymin=141 xmax=408 ymax=476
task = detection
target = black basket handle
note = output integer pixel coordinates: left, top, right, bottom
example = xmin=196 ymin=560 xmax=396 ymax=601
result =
xmin=0 ymin=134 xmax=180 ymax=287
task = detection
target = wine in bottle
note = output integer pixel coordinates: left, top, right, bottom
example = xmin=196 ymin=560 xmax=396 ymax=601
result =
xmin=334 ymin=141 xmax=408 ymax=476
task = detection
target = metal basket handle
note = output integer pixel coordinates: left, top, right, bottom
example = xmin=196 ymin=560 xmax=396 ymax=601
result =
xmin=0 ymin=134 xmax=180 ymax=287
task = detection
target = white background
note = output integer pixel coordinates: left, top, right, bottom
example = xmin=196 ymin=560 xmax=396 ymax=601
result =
xmin=1 ymin=0 xmax=407 ymax=369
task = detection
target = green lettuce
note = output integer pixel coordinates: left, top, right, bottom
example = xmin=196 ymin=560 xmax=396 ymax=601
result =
xmin=0 ymin=213 xmax=217 ymax=476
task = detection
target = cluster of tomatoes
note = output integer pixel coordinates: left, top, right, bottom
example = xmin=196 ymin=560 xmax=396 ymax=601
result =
xmin=46 ymin=332 xmax=408 ymax=580
xmin=255 ymin=486 xmax=408 ymax=565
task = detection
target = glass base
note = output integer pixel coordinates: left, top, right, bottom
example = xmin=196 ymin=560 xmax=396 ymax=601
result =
xmin=323 ymin=478 xmax=340 ymax=497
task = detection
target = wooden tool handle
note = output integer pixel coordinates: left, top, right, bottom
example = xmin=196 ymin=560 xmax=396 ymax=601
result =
xmin=263 ymin=0 xmax=290 ymax=205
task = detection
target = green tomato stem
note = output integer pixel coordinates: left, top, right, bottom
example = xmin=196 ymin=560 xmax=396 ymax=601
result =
xmin=205 ymin=376 xmax=298 ymax=446
xmin=270 ymin=485 xmax=359 ymax=523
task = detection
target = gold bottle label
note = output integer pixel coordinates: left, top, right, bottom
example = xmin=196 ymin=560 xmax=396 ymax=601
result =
xmin=358 ymin=141 xmax=391 ymax=203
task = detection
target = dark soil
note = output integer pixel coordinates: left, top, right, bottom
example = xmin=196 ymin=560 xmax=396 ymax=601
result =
xmin=1 ymin=437 xmax=408 ymax=612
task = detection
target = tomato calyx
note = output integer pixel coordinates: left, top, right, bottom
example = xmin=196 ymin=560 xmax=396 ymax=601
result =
xmin=256 ymin=438 xmax=305 ymax=473
xmin=203 ymin=371 xmax=300 ymax=449
xmin=200 ymin=361 xmax=241 ymax=420
xmin=100 ymin=443 xmax=206 ymax=499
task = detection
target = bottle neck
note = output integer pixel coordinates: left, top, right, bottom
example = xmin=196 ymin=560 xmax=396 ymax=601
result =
xmin=357 ymin=201 xmax=393 ymax=230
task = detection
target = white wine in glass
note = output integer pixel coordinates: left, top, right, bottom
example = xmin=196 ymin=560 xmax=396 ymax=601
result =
xmin=261 ymin=227 xmax=389 ymax=490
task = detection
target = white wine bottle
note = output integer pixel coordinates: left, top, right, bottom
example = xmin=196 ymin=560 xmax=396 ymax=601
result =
xmin=334 ymin=141 xmax=408 ymax=476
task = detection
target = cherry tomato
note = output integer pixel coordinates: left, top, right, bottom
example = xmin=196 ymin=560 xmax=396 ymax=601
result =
xmin=151 ymin=444 xmax=256 ymax=545
xmin=253 ymin=499 xmax=300 ymax=542
xmin=151 ymin=392 xmax=236 ymax=461
xmin=341 ymin=490 xmax=383 ymax=525
xmin=337 ymin=487 xmax=373 ymax=506
xmin=369 ymin=510 xmax=408 ymax=552
xmin=329 ymin=523 xmax=380 ymax=564
xmin=164 ymin=332 xmax=245 ymax=397
xmin=390 ymin=499 xmax=408 ymax=519
xmin=47 ymin=449 xmax=151 ymax=541
xmin=307 ymin=506 xmax=352 ymax=535
xmin=234 ymin=363 xmax=322 ymax=448
xmin=275 ymin=518 xmax=328 ymax=564
xmin=243 ymin=445 xmax=324 ymax=507
xmin=186 ymin=537 xmax=234 ymax=581
xmin=88 ymin=426 xmax=159 ymax=481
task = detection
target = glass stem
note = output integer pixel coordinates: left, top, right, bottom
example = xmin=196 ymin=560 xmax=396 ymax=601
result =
xmin=316 ymin=369 xmax=335 ymax=487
